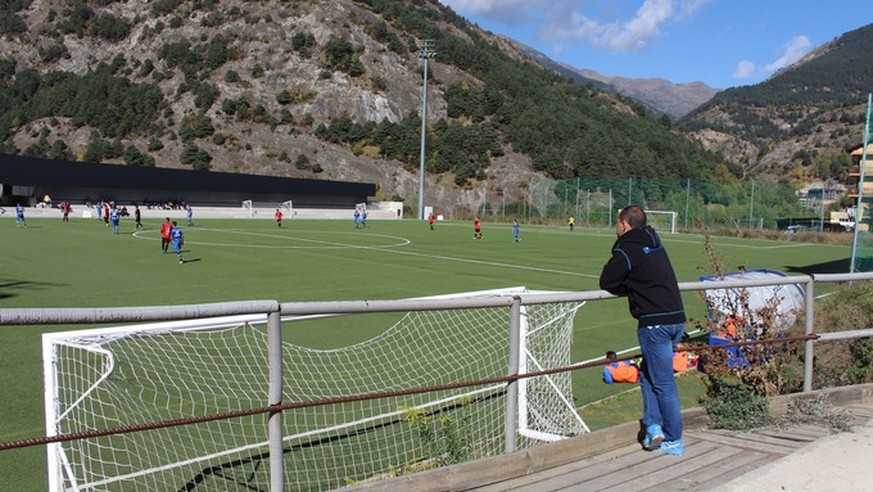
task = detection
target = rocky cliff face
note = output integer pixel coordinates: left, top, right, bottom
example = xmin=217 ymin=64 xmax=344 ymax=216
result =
xmin=3 ymin=0 xmax=556 ymax=215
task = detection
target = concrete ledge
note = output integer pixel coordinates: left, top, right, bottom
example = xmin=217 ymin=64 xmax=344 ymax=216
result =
xmin=768 ymin=382 xmax=873 ymax=415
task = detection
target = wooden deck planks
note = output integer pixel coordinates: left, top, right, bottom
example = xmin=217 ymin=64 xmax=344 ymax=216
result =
xmin=347 ymin=390 xmax=873 ymax=492
xmin=472 ymin=417 xmax=863 ymax=492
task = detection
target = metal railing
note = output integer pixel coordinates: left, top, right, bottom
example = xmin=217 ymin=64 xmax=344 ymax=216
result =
xmin=3 ymin=272 xmax=873 ymax=490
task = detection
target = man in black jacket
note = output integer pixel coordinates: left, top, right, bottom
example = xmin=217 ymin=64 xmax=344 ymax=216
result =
xmin=599 ymin=205 xmax=686 ymax=456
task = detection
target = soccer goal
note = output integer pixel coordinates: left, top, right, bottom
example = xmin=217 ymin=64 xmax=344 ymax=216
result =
xmin=281 ymin=200 xmax=293 ymax=218
xmin=43 ymin=288 xmax=586 ymax=491
xmin=645 ymin=209 xmax=678 ymax=234
xmin=242 ymin=199 xmax=254 ymax=218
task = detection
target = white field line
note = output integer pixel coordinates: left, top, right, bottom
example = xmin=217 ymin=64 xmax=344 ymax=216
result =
xmin=371 ymin=246 xmax=600 ymax=278
xmin=133 ymin=224 xmax=834 ymax=281
xmin=435 ymin=221 xmax=844 ymax=250
xmin=134 ymin=226 xmax=599 ymax=279
xmin=132 ymin=228 xmax=411 ymax=249
xmin=669 ymin=236 xmax=833 ymax=250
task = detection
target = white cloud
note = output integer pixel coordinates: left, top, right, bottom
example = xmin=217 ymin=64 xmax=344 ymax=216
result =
xmin=536 ymin=0 xmax=710 ymax=52
xmin=733 ymin=60 xmax=755 ymax=79
xmin=443 ymin=1 xmax=712 ymax=52
xmin=675 ymin=0 xmax=711 ymax=20
xmin=763 ymin=35 xmax=813 ymax=74
xmin=442 ymin=0 xmax=545 ymax=24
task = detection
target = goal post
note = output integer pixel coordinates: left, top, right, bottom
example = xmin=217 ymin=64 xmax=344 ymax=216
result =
xmin=241 ymin=199 xmax=253 ymax=218
xmin=281 ymin=200 xmax=293 ymax=218
xmin=645 ymin=209 xmax=678 ymax=234
xmin=42 ymin=288 xmax=586 ymax=491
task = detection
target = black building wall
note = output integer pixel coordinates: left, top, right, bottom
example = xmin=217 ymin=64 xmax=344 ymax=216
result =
xmin=0 ymin=155 xmax=375 ymax=207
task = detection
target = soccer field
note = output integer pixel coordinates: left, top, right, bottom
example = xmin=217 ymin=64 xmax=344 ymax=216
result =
xmin=0 ymin=215 xmax=850 ymax=488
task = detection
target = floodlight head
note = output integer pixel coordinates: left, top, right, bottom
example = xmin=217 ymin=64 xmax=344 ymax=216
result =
xmin=416 ymin=39 xmax=436 ymax=59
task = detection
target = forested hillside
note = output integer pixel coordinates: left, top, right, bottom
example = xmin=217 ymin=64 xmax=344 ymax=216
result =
xmin=0 ymin=0 xmax=727 ymax=212
xmin=679 ymin=24 xmax=873 ymax=181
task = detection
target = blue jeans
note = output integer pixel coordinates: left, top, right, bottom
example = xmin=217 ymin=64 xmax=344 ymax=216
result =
xmin=638 ymin=323 xmax=685 ymax=441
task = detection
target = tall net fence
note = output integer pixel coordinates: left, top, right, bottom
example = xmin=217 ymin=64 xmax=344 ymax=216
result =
xmin=850 ymin=95 xmax=873 ymax=273
xmin=851 ymin=168 xmax=873 ymax=271
xmin=490 ymin=176 xmax=853 ymax=232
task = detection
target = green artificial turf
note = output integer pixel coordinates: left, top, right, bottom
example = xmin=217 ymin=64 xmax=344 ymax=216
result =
xmin=0 ymin=215 xmax=849 ymax=488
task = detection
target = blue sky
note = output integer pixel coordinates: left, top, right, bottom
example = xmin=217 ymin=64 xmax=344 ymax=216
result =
xmin=440 ymin=0 xmax=871 ymax=89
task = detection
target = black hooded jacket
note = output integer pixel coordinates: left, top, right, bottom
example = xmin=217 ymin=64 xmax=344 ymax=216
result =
xmin=599 ymin=225 xmax=686 ymax=328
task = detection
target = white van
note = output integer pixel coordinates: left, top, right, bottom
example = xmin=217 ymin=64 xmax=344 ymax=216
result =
xmin=837 ymin=216 xmax=855 ymax=231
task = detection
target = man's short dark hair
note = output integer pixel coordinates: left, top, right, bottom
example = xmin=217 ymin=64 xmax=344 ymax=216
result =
xmin=605 ymin=350 xmax=617 ymax=360
xmin=619 ymin=205 xmax=647 ymax=228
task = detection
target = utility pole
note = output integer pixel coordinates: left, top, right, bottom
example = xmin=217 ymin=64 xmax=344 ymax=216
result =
xmin=416 ymin=40 xmax=436 ymax=220
xmin=749 ymin=179 xmax=755 ymax=229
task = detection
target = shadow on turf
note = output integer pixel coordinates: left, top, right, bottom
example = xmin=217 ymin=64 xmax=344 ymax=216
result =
xmin=0 ymin=278 xmax=67 ymax=299
xmin=784 ymin=258 xmax=851 ymax=275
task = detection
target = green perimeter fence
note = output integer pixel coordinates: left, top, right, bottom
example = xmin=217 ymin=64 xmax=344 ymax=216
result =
xmin=479 ymin=176 xmax=848 ymax=232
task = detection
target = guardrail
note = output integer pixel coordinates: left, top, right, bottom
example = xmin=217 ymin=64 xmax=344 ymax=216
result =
xmin=3 ymin=272 xmax=873 ymax=491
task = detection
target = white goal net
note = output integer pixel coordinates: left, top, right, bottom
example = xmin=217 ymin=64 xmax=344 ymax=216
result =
xmin=645 ymin=209 xmax=678 ymax=234
xmin=43 ymin=288 xmax=585 ymax=491
xmin=281 ymin=200 xmax=293 ymax=218
xmin=241 ymin=199 xmax=254 ymax=218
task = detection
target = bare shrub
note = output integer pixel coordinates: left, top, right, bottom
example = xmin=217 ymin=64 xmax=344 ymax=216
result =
xmin=693 ymin=230 xmax=805 ymax=429
xmin=811 ymin=281 xmax=873 ymax=388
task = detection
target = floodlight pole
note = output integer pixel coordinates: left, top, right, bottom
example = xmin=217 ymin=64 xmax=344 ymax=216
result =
xmin=417 ymin=40 xmax=436 ymax=220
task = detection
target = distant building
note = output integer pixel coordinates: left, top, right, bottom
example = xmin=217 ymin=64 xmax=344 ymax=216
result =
xmin=796 ymin=180 xmax=845 ymax=209
xmin=0 ymin=154 xmax=375 ymax=208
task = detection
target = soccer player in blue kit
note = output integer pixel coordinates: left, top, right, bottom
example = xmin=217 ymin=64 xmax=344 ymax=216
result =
xmin=171 ymin=221 xmax=185 ymax=264
xmin=14 ymin=203 xmax=27 ymax=228
xmin=110 ymin=207 xmax=120 ymax=234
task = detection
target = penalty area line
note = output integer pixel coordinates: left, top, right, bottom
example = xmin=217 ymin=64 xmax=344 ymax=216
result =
xmin=131 ymin=228 xmax=410 ymax=250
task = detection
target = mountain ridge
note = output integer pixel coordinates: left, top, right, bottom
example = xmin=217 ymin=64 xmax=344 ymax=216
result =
xmin=1 ymin=0 xmax=725 ymax=215
xmin=574 ymin=68 xmax=719 ymax=119
xmin=3 ymin=0 xmax=868 ymax=216
xmin=678 ymin=23 xmax=873 ymax=181
xmin=496 ymin=35 xmax=717 ymax=119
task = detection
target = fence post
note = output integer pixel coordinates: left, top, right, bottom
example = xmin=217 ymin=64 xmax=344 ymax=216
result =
xmin=505 ymin=296 xmax=521 ymax=454
xmin=267 ymin=309 xmax=285 ymax=490
xmin=803 ymin=276 xmax=815 ymax=392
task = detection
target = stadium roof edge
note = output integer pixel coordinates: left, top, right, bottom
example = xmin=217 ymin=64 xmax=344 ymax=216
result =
xmin=0 ymin=154 xmax=376 ymax=207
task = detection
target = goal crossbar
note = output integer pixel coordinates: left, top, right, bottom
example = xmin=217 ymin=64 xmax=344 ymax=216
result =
xmin=645 ymin=209 xmax=678 ymax=234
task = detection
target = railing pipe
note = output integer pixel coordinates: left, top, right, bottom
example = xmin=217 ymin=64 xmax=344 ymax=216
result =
xmin=267 ymin=310 xmax=285 ymax=491
xmin=0 ymin=301 xmax=279 ymax=326
xmin=804 ymin=276 xmax=816 ymax=392
xmin=505 ymin=296 xmax=522 ymax=454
